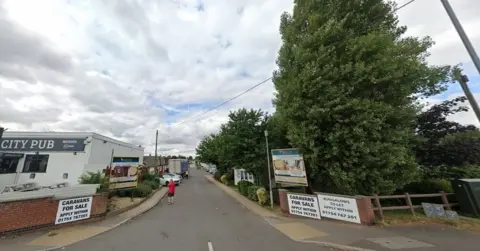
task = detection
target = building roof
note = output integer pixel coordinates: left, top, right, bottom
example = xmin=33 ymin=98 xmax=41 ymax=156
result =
xmin=2 ymin=131 xmax=144 ymax=150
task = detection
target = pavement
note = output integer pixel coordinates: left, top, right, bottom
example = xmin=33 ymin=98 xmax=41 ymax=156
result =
xmin=204 ymin=175 xmax=480 ymax=251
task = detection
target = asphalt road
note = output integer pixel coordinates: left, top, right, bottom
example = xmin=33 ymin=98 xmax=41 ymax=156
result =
xmin=63 ymin=169 xmax=330 ymax=251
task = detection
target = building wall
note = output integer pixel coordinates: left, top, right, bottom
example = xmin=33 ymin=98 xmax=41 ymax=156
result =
xmin=84 ymin=134 xmax=144 ymax=173
xmin=0 ymin=193 xmax=108 ymax=235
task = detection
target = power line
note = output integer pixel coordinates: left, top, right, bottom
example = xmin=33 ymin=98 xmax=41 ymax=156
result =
xmin=396 ymin=0 xmax=416 ymax=11
xmin=173 ymin=76 xmax=273 ymax=126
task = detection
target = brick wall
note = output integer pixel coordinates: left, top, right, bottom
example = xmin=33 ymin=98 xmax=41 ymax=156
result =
xmin=0 ymin=193 xmax=108 ymax=235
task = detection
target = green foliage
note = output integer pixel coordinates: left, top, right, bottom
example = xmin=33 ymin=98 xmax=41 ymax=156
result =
xmin=237 ymin=180 xmax=254 ymax=196
xmin=220 ymin=174 xmax=230 ymax=185
xmin=402 ymin=179 xmax=453 ymax=194
xmin=78 ymin=171 xmax=109 ymax=192
xmin=256 ymin=187 xmax=269 ymax=205
xmin=143 ymin=180 xmax=160 ymax=190
xmin=416 ymin=96 xmax=478 ymax=167
xmin=272 ymin=0 xmax=454 ymax=195
xmin=142 ymin=172 xmax=160 ymax=182
xmin=133 ymin=183 xmax=153 ymax=198
xmin=247 ymin=185 xmax=262 ymax=201
xmin=213 ymin=171 xmax=223 ymax=181
xmin=422 ymin=165 xmax=480 ymax=180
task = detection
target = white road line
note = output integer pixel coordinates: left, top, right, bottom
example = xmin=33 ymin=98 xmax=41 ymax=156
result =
xmin=208 ymin=241 xmax=214 ymax=251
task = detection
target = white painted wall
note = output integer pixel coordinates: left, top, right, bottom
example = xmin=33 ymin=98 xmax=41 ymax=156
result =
xmin=84 ymin=134 xmax=144 ymax=173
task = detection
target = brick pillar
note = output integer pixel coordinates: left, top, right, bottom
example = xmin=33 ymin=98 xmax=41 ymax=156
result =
xmin=355 ymin=196 xmax=375 ymax=225
xmin=278 ymin=189 xmax=289 ymax=213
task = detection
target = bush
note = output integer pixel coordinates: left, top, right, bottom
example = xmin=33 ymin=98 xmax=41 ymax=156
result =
xmin=256 ymin=187 xmax=269 ymax=205
xmin=143 ymin=179 xmax=160 ymax=190
xmin=133 ymin=183 xmax=153 ymax=197
xmin=403 ymin=179 xmax=453 ymax=194
xmin=142 ymin=172 xmax=160 ymax=182
xmin=237 ymin=180 xmax=254 ymax=196
xmin=220 ymin=174 xmax=230 ymax=185
xmin=213 ymin=171 xmax=223 ymax=181
xmin=247 ymin=185 xmax=262 ymax=201
xmin=117 ymin=189 xmax=131 ymax=197
xmin=78 ymin=171 xmax=109 ymax=192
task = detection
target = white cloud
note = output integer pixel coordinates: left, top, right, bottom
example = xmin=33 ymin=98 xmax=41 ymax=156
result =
xmin=0 ymin=0 xmax=479 ymax=156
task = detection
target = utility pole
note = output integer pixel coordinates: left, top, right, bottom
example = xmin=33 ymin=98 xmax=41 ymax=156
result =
xmin=155 ymin=130 xmax=159 ymax=166
xmin=0 ymin=127 xmax=4 ymax=140
xmin=455 ymin=71 xmax=480 ymax=124
xmin=264 ymin=130 xmax=274 ymax=209
xmin=441 ymin=0 xmax=480 ymax=75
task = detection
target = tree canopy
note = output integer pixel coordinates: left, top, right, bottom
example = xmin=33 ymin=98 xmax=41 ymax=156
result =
xmin=272 ymin=0 xmax=454 ymax=195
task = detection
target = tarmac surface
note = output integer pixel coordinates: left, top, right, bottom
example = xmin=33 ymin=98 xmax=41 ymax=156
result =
xmin=61 ymin=169 xmax=331 ymax=251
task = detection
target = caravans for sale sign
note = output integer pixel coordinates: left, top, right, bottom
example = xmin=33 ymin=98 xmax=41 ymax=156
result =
xmin=55 ymin=196 xmax=93 ymax=224
xmin=287 ymin=193 xmax=321 ymax=219
xmin=271 ymin=148 xmax=308 ymax=186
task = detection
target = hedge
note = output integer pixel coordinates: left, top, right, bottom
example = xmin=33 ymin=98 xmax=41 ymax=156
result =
xmin=247 ymin=185 xmax=262 ymax=201
xmin=237 ymin=180 xmax=254 ymax=196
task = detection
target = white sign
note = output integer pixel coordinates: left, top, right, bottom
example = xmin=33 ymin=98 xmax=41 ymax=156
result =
xmin=317 ymin=194 xmax=360 ymax=224
xmin=287 ymin=193 xmax=321 ymax=219
xmin=55 ymin=196 xmax=93 ymax=225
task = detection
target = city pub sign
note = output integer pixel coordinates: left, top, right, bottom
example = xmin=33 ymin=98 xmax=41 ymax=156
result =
xmin=0 ymin=138 xmax=86 ymax=152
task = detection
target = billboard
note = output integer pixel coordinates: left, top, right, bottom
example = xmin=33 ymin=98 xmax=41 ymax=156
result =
xmin=271 ymin=148 xmax=308 ymax=186
xmin=108 ymin=157 xmax=139 ymax=190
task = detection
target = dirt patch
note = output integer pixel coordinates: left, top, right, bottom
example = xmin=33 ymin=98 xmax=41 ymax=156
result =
xmin=108 ymin=196 xmax=144 ymax=213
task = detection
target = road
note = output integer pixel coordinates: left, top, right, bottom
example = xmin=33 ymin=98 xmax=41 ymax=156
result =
xmin=62 ymin=168 xmax=330 ymax=251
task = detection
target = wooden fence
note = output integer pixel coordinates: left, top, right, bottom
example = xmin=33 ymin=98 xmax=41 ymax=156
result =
xmin=367 ymin=191 xmax=458 ymax=221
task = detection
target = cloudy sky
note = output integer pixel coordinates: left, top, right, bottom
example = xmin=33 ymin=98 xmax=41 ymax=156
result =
xmin=0 ymin=0 xmax=479 ymax=156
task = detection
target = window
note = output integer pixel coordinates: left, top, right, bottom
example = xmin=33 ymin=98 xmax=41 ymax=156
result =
xmin=23 ymin=154 xmax=49 ymax=173
xmin=0 ymin=157 xmax=19 ymax=174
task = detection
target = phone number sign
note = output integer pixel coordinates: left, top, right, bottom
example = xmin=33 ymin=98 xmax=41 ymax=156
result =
xmin=317 ymin=194 xmax=360 ymax=224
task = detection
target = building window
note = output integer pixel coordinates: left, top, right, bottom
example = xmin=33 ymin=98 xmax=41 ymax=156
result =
xmin=0 ymin=157 xmax=19 ymax=174
xmin=23 ymin=154 xmax=49 ymax=173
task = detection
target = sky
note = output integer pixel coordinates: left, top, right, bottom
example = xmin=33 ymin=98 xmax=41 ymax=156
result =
xmin=0 ymin=0 xmax=479 ymax=157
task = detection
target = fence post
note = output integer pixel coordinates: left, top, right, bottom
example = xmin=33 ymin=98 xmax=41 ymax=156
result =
xmin=405 ymin=193 xmax=416 ymax=217
xmin=440 ymin=191 xmax=452 ymax=211
xmin=373 ymin=195 xmax=384 ymax=222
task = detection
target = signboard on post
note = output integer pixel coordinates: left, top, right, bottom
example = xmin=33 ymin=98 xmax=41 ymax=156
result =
xmin=317 ymin=193 xmax=361 ymax=224
xmin=287 ymin=193 xmax=321 ymax=219
xmin=271 ymin=148 xmax=308 ymax=186
xmin=0 ymin=138 xmax=86 ymax=152
xmin=108 ymin=157 xmax=139 ymax=190
xmin=55 ymin=196 xmax=93 ymax=225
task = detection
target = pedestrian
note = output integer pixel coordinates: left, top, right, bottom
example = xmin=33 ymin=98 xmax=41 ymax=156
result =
xmin=167 ymin=179 xmax=175 ymax=204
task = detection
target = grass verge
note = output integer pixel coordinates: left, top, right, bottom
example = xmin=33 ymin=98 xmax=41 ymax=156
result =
xmin=377 ymin=210 xmax=480 ymax=232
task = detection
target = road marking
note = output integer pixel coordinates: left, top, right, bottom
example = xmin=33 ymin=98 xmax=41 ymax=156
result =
xmin=208 ymin=241 xmax=214 ymax=251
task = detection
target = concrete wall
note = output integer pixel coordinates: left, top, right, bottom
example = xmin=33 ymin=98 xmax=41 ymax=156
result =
xmin=0 ymin=193 xmax=108 ymax=235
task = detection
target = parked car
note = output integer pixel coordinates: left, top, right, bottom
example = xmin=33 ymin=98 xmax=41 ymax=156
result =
xmin=159 ymin=173 xmax=181 ymax=186
xmin=208 ymin=167 xmax=217 ymax=174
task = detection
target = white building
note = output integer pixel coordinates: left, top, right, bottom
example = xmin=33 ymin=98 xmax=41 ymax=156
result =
xmin=0 ymin=132 xmax=144 ymax=190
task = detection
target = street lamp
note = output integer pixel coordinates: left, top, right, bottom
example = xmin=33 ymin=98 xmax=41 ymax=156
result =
xmin=264 ymin=130 xmax=274 ymax=208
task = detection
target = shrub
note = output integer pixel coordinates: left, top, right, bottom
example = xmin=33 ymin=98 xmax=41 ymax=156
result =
xmin=220 ymin=174 xmax=230 ymax=185
xmin=237 ymin=180 xmax=254 ymax=196
xmin=143 ymin=179 xmax=160 ymax=190
xmin=78 ymin=171 xmax=109 ymax=192
xmin=403 ymin=179 xmax=453 ymax=194
xmin=213 ymin=171 xmax=223 ymax=181
xmin=133 ymin=183 xmax=153 ymax=197
xmin=142 ymin=172 xmax=160 ymax=182
xmin=117 ymin=189 xmax=131 ymax=197
xmin=256 ymin=187 xmax=269 ymax=205
xmin=247 ymin=185 xmax=262 ymax=201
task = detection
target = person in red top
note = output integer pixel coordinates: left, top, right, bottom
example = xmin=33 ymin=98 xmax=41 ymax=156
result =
xmin=167 ymin=179 xmax=176 ymax=204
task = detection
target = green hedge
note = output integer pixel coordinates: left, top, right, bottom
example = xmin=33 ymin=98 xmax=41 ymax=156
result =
xmin=143 ymin=179 xmax=160 ymax=190
xmin=247 ymin=185 xmax=262 ymax=201
xmin=403 ymin=179 xmax=453 ymax=194
xmin=133 ymin=183 xmax=153 ymax=197
xmin=237 ymin=180 xmax=254 ymax=196
xmin=213 ymin=171 xmax=223 ymax=181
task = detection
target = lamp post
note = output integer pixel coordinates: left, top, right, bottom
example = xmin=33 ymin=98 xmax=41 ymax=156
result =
xmin=264 ymin=130 xmax=274 ymax=208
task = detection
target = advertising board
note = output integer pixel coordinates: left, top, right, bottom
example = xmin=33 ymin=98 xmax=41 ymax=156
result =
xmin=317 ymin=194 xmax=361 ymax=224
xmin=271 ymin=148 xmax=308 ymax=186
xmin=287 ymin=193 xmax=321 ymax=219
xmin=55 ymin=196 xmax=93 ymax=224
xmin=109 ymin=157 xmax=139 ymax=190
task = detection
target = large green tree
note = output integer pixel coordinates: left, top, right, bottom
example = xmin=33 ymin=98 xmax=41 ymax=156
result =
xmin=273 ymin=0 xmax=454 ymax=195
